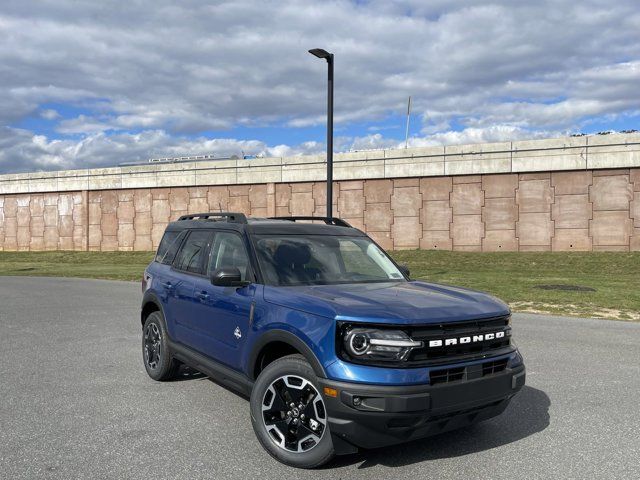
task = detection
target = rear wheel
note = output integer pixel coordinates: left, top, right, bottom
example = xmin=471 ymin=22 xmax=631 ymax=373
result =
xmin=250 ymin=355 xmax=335 ymax=468
xmin=142 ymin=311 xmax=179 ymax=381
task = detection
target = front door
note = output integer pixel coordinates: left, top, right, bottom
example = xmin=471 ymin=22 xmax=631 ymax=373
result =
xmin=190 ymin=230 xmax=255 ymax=369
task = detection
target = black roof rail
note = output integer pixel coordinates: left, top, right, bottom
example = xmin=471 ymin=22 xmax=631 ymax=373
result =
xmin=177 ymin=212 xmax=248 ymax=224
xmin=268 ymin=216 xmax=352 ymax=227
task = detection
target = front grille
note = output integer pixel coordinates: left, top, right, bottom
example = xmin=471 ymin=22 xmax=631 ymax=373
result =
xmin=408 ymin=315 xmax=512 ymax=366
xmin=482 ymin=358 xmax=508 ymax=376
xmin=430 ymin=366 xmax=465 ymax=385
xmin=429 ymin=357 xmax=509 ymax=385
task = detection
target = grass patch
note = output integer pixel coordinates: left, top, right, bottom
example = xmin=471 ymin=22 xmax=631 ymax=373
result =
xmin=391 ymin=250 xmax=640 ymax=321
xmin=0 ymin=250 xmax=638 ymax=320
xmin=0 ymin=251 xmax=155 ymax=281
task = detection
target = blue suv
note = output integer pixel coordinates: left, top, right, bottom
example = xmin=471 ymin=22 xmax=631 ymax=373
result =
xmin=141 ymin=212 xmax=525 ymax=468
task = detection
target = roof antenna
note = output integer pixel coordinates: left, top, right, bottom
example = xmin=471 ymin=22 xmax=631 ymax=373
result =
xmin=218 ymin=202 xmax=222 ymax=212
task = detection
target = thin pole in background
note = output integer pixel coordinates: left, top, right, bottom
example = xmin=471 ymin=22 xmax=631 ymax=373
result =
xmin=308 ymin=48 xmax=334 ymax=218
xmin=404 ymin=96 xmax=412 ymax=149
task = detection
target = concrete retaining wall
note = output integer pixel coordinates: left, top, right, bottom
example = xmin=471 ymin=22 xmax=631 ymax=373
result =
xmin=0 ymin=134 xmax=639 ymax=252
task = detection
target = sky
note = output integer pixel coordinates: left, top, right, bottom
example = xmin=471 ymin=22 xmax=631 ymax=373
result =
xmin=0 ymin=0 xmax=639 ymax=173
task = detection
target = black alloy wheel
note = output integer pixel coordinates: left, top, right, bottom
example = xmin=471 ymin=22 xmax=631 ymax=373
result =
xmin=144 ymin=322 xmax=162 ymax=370
xmin=141 ymin=311 xmax=179 ymax=381
xmin=261 ymin=374 xmax=327 ymax=453
xmin=250 ymin=354 xmax=335 ymax=468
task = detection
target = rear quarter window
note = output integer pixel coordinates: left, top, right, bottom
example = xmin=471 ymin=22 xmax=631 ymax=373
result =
xmin=155 ymin=230 xmax=185 ymax=265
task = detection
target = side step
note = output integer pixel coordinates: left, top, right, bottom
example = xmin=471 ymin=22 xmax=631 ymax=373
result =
xmin=169 ymin=340 xmax=253 ymax=397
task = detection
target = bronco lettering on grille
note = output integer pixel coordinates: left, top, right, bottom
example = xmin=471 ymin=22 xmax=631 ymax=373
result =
xmin=428 ymin=330 xmax=506 ymax=348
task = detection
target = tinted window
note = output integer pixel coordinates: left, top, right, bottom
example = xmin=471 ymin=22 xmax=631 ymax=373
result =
xmin=156 ymin=231 xmax=178 ymax=262
xmin=339 ymin=239 xmax=391 ymax=278
xmin=157 ymin=230 xmax=186 ymax=265
xmin=208 ymin=232 xmax=251 ymax=281
xmin=173 ymin=230 xmax=211 ymax=274
xmin=254 ymin=235 xmax=404 ymax=286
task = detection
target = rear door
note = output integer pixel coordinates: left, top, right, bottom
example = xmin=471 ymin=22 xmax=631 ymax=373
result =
xmin=153 ymin=229 xmax=187 ymax=340
xmin=167 ymin=229 xmax=215 ymax=349
xmin=190 ymin=230 xmax=256 ymax=368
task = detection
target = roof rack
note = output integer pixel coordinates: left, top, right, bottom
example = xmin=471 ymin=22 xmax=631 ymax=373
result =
xmin=268 ymin=216 xmax=352 ymax=227
xmin=178 ymin=212 xmax=248 ymax=224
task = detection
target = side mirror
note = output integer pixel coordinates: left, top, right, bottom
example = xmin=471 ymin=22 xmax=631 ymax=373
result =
xmin=210 ymin=267 xmax=245 ymax=287
xmin=398 ymin=264 xmax=410 ymax=278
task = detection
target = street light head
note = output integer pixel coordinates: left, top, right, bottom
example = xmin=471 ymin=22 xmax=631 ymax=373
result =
xmin=309 ymin=48 xmax=332 ymax=60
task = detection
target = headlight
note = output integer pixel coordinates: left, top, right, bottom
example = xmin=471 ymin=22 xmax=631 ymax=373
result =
xmin=342 ymin=327 xmax=422 ymax=362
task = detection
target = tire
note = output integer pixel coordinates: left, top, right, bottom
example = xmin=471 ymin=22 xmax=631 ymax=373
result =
xmin=250 ymin=354 xmax=335 ymax=468
xmin=142 ymin=311 xmax=179 ymax=381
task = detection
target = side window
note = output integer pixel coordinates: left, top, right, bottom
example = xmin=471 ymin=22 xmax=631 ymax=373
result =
xmin=208 ymin=232 xmax=251 ymax=282
xmin=158 ymin=230 xmax=186 ymax=265
xmin=173 ymin=230 xmax=212 ymax=274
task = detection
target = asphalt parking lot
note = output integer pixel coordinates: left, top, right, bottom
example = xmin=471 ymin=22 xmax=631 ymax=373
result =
xmin=1 ymin=276 xmax=639 ymax=479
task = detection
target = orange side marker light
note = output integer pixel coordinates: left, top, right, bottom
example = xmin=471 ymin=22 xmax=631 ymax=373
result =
xmin=323 ymin=387 xmax=338 ymax=398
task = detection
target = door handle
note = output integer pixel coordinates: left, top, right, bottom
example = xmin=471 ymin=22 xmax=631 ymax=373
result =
xmin=196 ymin=291 xmax=210 ymax=301
xmin=160 ymin=281 xmax=174 ymax=290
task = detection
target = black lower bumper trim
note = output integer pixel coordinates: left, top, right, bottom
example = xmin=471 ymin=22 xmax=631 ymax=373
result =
xmin=319 ymin=365 xmax=525 ymax=451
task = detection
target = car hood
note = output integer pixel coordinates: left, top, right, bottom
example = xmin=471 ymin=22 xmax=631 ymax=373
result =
xmin=263 ymin=281 xmax=509 ymax=325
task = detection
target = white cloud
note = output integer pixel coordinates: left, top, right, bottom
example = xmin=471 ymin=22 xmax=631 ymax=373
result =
xmin=349 ymin=133 xmax=400 ymax=151
xmin=344 ymin=126 xmax=555 ymax=152
xmin=0 ymin=122 xmax=625 ymax=175
xmin=39 ymin=109 xmax=60 ymax=120
xmin=0 ymin=127 xmax=328 ymax=173
xmin=0 ymin=0 xmax=639 ymax=172
xmin=411 ymin=125 xmax=554 ymax=147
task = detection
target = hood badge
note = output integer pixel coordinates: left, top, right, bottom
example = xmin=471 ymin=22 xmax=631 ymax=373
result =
xmin=234 ymin=326 xmax=242 ymax=340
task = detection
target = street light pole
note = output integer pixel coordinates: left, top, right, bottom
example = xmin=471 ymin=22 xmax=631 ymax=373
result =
xmin=309 ymin=48 xmax=334 ymax=218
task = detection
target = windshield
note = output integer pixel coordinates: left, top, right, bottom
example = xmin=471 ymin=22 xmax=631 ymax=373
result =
xmin=254 ymin=234 xmax=405 ymax=286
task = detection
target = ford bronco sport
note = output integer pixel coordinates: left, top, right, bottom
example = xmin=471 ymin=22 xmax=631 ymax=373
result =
xmin=140 ymin=212 xmax=525 ymax=468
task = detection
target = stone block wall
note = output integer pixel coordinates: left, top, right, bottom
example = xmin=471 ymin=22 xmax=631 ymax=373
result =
xmin=0 ymin=168 xmax=638 ymax=252
xmin=0 ymin=191 xmax=87 ymax=251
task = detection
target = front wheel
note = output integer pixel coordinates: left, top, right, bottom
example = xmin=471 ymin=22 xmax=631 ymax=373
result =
xmin=250 ymin=355 xmax=335 ymax=468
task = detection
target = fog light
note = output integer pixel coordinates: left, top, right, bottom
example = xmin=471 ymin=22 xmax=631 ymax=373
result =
xmin=509 ymin=350 xmax=523 ymax=368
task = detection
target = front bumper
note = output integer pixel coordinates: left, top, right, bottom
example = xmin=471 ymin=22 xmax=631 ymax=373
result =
xmin=319 ymin=364 xmax=525 ymax=452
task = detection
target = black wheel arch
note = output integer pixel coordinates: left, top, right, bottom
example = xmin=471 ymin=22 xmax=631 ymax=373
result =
xmin=141 ymin=291 xmax=164 ymax=328
xmin=248 ymin=330 xmax=327 ymax=381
